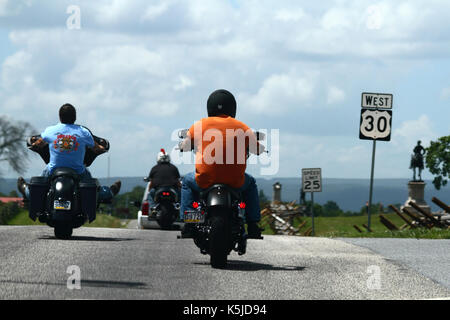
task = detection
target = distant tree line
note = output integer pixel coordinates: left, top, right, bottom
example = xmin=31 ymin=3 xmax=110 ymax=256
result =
xmin=304 ymin=200 xmax=400 ymax=217
xmin=98 ymin=186 xmax=145 ymax=219
xmin=0 ymin=190 xmax=19 ymax=197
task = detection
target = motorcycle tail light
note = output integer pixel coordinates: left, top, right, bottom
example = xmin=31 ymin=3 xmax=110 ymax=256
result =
xmin=192 ymin=201 xmax=199 ymax=209
xmin=142 ymin=201 xmax=149 ymax=216
xmin=239 ymin=202 xmax=246 ymax=209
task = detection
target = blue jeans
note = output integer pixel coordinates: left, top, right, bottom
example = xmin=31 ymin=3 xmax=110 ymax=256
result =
xmin=25 ymin=167 xmax=113 ymax=203
xmin=180 ymin=172 xmax=261 ymax=223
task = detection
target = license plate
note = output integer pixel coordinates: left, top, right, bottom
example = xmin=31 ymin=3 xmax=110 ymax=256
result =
xmin=54 ymin=200 xmax=71 ymax=210
xmin=184 ymin=210 xmax=205 ymax=224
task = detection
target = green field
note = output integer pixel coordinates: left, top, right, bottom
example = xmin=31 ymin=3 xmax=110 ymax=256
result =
xmin=7 ymin=209 xmax=127 ymax=229
xmin=5 ymin=208 xmax=450 ymax=239
xmin=260 ymin=212 xmax=450 ymax=239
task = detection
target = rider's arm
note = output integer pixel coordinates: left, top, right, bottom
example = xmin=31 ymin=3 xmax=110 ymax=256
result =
xmin=92 ymin=141 xmax=106 ymax=154
xmin=83 ymin=128 xmax=105 ymax=154
xmin=31 ymin=137 xmax=47 ymax=149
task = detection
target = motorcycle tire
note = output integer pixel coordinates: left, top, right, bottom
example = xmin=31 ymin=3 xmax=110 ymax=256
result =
xmin=158 ymin=204 xmax=174 ymax=230
xmin=54 ymin=223 xmax=73 ymax=240
xmin=209 ymin=213 xmax=231 ymax=269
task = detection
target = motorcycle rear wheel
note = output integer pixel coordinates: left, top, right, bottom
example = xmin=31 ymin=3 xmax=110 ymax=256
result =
xmin=54 ymin=223 xmax=73 ymax=240
xmin=209 ymin=213 xmax=231 ymax=269
xmin=158 ymin=203 xmax=174 ymax=230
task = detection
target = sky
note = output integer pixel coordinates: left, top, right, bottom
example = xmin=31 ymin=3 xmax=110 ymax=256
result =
xmin=0 ymin=0 xmax=449 ymax=181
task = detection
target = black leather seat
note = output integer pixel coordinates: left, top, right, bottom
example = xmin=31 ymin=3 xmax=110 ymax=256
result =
xmin=200 ymin=184 xmax=241 ymax=200
xmin=51 ymin=167 xmax=81 ymax=181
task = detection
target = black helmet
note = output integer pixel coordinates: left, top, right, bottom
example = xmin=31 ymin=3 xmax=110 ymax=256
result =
xmin=207 ymin=89 xmax=236 ymax=118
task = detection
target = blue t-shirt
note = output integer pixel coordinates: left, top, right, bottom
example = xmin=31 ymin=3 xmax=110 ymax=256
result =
xmin=41 ymin=123 xmax=95 ymax=174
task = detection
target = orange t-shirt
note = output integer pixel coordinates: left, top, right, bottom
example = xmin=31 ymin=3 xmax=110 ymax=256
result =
xmin=188 ymin=116 xmax=259 ymax=189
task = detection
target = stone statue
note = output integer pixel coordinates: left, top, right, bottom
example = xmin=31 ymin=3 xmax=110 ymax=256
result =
xmin=410 ymin=140 xmax=426 ymax=181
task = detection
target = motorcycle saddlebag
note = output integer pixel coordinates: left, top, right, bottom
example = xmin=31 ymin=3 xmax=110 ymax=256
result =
xmin=28 ymin=176 xmax=50 ymax=221
xmin=79 ymin=178 xmax=99 ymax=223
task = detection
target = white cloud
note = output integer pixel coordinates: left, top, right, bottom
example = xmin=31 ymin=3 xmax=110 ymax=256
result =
xmin=321 ymin=8 xmax=354 ymax=30
xmin=0 ymin=0 xmax=31 ymax=17
xmin=327 ymin=86 xmax=345 ymax=105
xmin=174 ymin=75 xmax=195 ymax=91
xmin=1 ymin=0 xmax=450 ymax=179
xmin=441 ymin=87 xmax=450 ymax=100
xmin=142 ymin=2 xmax=170 ymax=21
xmin=241 ymin=73 xmax=316 ymax=115
xmin=393 ymin=115 xmax=438 ymax=150
xmin=0 ymin=0 xmax=8 ymax=16
xmin=274 ymin=8 xmax=305 ymax=22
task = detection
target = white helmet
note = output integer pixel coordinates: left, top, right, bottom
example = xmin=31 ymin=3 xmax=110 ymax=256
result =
xmin=157 ymin=148 xmax=170 ymax=163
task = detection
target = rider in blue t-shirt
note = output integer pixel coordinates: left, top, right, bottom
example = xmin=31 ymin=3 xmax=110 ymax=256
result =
xmin=17 ymin=104 xmax=121 ymax=202
xmin=42 ymin=123 xmax=95 ymax=175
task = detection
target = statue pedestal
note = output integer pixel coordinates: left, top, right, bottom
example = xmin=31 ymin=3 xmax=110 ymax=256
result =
xmin=401 ymin=181 xmax=431 ymax=215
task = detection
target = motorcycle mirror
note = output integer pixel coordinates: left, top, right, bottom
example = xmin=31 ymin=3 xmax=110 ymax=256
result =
xmin=255 ymin=131 xmax=266 ymax=141
xmin=178 ymin=129 xmax=188 ymax=139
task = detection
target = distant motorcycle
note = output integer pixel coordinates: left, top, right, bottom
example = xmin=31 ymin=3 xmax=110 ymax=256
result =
xmin=178 ymin=129 xmax=265 ymax=268
xmin=144 ymin=177 xmax=180 ymax=230
xmin=26 ymin=128 xmax=109 ymax=239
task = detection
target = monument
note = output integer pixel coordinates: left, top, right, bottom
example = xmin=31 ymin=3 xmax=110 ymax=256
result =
xmin=401 ymin=141 xmax=432 ymax=214
xmin=272 ymin=182 xmax=282 ymax=204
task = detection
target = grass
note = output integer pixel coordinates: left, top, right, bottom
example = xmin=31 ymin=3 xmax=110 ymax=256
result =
xmin=6 ymin=209 xmax=127 ymax=229
xmin=7 ymin=209 xmax=46 ymax=226
xmin=7 ymin=208 xmax=450 ymax=239
xmin=261 ymin=212 xmax=450 ymax=239
xmin=84 ymin=214 xmax=127 ymax=228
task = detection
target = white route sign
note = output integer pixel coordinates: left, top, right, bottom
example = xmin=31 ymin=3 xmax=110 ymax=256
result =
xmin=360 ymin=109 xmax=392 ymax=141
xmin=302 ymin=168 xmax=322 ymax=193
xmin=361 ymin=93 xmax=393 ymax=109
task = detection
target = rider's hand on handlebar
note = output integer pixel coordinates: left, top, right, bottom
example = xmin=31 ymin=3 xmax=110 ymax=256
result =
xmin=92 ymin=142 xmax=107 ymax=155
xmin=31 ymin=137 xmax=46 ymax=149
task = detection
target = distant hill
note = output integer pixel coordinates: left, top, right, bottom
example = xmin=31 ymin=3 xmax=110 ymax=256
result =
xmin=1 ymin=176 xmax=448 ymax=213
xmin=254 ymin=177 xmax=450 ymax=212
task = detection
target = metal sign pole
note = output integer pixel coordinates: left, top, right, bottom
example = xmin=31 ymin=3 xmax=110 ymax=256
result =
xmin=311 ymin=192 xmax=315 ymax=236
xmin=368 ymin=140 xmax=377 ymax=230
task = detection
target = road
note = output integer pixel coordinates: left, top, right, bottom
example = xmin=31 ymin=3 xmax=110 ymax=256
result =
xmin=0 ymin=225 xmax=449 ymax=300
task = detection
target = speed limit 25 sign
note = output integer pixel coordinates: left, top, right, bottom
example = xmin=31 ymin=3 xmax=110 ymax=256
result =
xmin=359 ymin=92 xmax=393 ymax=141
xmin=302 ymin=168 xmax=322 ymax=193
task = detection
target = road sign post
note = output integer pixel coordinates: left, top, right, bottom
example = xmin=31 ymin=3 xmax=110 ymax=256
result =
xmin=302 ymin=168 xmax=322 ymax=236
xmin=359 ymin=92 xmax=393 ymax=230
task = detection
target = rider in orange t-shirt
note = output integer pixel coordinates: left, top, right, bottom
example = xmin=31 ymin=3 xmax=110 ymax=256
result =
xmin=179 ymin=89 xmax=265 ymax=238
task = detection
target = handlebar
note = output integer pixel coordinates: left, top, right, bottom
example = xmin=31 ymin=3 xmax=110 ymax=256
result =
xmin=177 ymin=128 xmax=268 ymax=154
xmin=26 ymin=127 xmax=110 ymax=167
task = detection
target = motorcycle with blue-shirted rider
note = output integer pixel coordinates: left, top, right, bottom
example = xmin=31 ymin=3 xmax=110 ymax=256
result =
xmin=17 ymin=104 xmax=121 ymax=239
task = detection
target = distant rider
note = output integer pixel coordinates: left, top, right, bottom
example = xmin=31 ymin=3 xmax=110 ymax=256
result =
xmin=146 ymin=149 xmax=181 ymax=209
xmin=17 ymin=104 xmax=121 ymax=202
xmin=179 ymin=89 xmax=265 ymax=238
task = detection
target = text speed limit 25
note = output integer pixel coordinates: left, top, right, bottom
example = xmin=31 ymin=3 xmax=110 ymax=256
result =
xmin=359 ymin=109 xmax=392 ymax=141
xmin=302 ymin=168 xmax=322 ymax=193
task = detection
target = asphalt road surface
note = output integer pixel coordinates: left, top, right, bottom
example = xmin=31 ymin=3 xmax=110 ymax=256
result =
xmin=1 ymin=225 xmax=449 ymax=300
